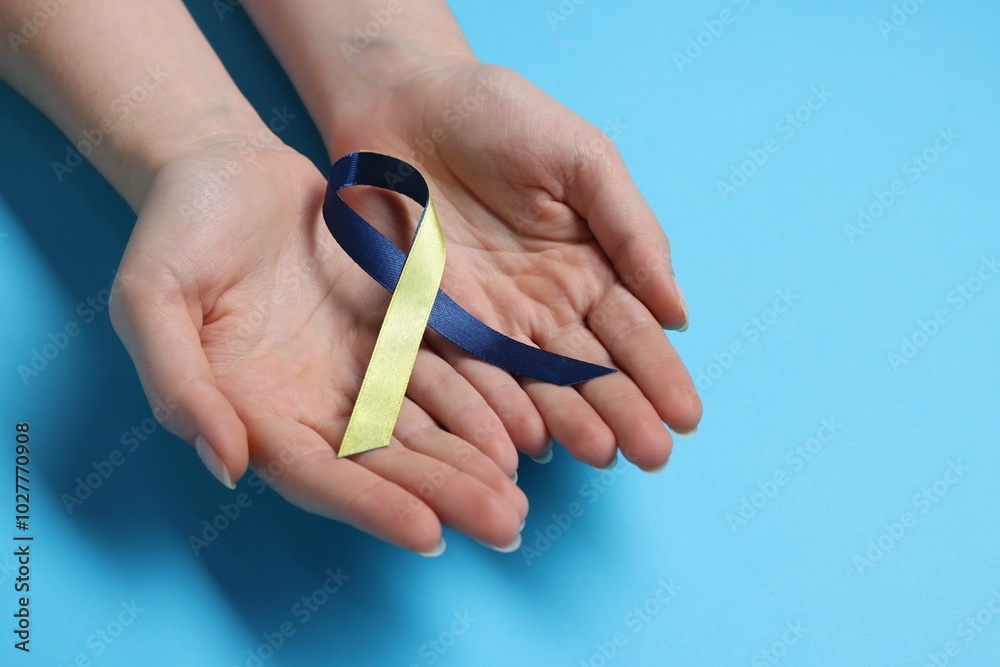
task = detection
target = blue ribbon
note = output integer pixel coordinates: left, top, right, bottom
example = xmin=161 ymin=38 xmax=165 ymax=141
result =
xmin=323 ymin=151 xmax=615 ymax=386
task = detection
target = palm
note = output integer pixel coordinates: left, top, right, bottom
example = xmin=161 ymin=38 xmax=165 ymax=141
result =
xmin=331 ymin=63 xmax=703 ymax=470
xmin=111 ymin=146 xmax=526 ymax=553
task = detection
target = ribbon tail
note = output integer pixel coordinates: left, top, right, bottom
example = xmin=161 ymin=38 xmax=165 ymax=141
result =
xmin=337 ymin=198 xmax=446 ymax=457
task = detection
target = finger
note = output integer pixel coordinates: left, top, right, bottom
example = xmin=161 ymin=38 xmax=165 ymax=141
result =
xmin=521 ymin=380 xmax=616 ymax=466
xmin=306 ymin=403 xmax=523 ymax=550
xmin=588 ymin=284 xmax=703 ymax=434
xmin=247 ymin=415 xmax=443 ymax=554
xmin=562 ymin=134 xmax=687 ymax=330
xmin=395 ymin=399 xmax=528 ymax=520
xmin=536 ymin=321 xmax=673 ymax=471
xmin=351 ymin=433 xmax=523 ymax=551
xmin=109 ymin=269 xmax=248 ymax=489
xmin=516 ymin=325 xmax=616 ymax=466
xmin=425 ymin=330 xmax=549 ymax=454
xmin=407 ymin=347 xmax=519 ymax=476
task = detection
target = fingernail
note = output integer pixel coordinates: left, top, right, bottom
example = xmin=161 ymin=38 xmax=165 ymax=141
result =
xmin=419 ymin=537 xmax=447 ymax=557
xmin=480 ymin=533 xmax=522 ymax=553
xmin=530 ymin=442 xmax=554 ymax=464
xmin=676 ymin=426 xmax=698 ymax=438
xmin=519 ymin=517 xmax=526 ymax=532
xmin=643 ymin=460 xmax=669 ymax=475
xmin=596 ymin=454 xmax=618 ymax=471
xmin=510 ymin=470 xmax=518 ymax=483
xmin=676 ymin=284 xmax=689 ymax=332
xmin=195 ymin=434 xmax=235 ymax=489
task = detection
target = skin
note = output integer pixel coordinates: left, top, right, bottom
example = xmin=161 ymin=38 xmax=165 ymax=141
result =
xmin=2 ymin=0 xmax=702 ymax=555
xmin=1 ymin=0 xmax=525 ymax=555
xmin=244 ymin=0 xmax=703 ymax=467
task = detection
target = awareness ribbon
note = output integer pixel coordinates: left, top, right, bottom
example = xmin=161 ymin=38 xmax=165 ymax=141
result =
xmin=324 ymin=151 xmax=614 ymax=457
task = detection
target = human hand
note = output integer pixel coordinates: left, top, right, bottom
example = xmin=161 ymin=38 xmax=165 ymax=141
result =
xmin=109 ymin=133 xmax=527 ymax=554
xmin=325 ymin=60 xmax=703 ymax=472
xmin=1 ymin=0 xmax=526 ymax=554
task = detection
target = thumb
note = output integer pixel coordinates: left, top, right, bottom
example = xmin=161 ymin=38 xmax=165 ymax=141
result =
xmin=109 ymin=266 xmax=249 ymax=489
xmin=563 ymin=132 xmax=688 ymax=330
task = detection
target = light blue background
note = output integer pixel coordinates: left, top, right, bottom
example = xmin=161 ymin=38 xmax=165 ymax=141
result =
xmin=1 ymin=1 xmax=998 ymax=665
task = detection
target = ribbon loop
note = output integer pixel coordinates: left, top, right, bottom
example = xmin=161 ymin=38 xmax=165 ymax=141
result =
xmin=324 ymin=152 xmax=614 ymax=457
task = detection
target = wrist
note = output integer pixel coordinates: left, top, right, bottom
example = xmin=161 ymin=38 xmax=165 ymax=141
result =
xmin=321 ymin=46 xmax=486 ymax=158
xmin=0 ymin=0 xmax=279 ymax=212
xmin=243 ymin=0 xmax=479 ymax=156
xmin=111 ymin=102 xmax=279 ymax=211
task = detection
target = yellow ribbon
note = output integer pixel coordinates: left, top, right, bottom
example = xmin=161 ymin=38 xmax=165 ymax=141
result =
xmin=337 ymin=197 xmax=446 ymax=457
